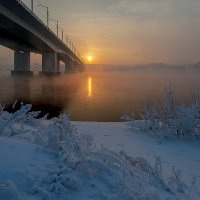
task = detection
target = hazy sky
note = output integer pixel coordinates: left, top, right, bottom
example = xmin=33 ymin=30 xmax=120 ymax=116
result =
xmin=1 ymin=0 xmax=200 ymax=65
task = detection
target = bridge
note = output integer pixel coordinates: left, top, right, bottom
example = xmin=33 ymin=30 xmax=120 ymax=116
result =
xmin=0 ymin=0 xmax=84 ymax=75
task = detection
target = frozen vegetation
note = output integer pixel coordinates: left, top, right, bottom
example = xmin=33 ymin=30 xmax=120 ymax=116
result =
xmin=123 ymin=85 xmax=200 ymax=139
xmin=0 ymin=103 xmax=199 ymax=199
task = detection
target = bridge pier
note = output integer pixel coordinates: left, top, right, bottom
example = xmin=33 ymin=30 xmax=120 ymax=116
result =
xmin=11 ymin=51 xmax=33 ymax=76
xmin=77 ymin=63 xmax=84 ymax=72
xmin=65 ymin=60 xmax=76 ymax=73
xmin=67 ymin=62 xmax=84 ymax=72
xmin=1 ymin=1 xmax=84 ymax=76
xmin=40 ymin=52 xmax=60 ymax=75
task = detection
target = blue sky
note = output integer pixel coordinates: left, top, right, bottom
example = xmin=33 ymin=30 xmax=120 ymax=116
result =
xmin=1 ymin=0 xmax=200 ymax=65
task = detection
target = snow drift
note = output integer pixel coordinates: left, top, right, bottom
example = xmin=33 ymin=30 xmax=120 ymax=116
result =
xmin=0 ymin=103 xmax=196 ymax=199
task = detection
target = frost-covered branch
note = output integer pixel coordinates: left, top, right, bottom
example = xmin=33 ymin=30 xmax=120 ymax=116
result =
xmin=123 ymin=85 xmax=200 ymax=138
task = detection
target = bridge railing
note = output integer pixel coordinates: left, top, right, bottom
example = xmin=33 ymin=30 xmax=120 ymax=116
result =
xmin=16 ymin=0 xmax=83 ymax=63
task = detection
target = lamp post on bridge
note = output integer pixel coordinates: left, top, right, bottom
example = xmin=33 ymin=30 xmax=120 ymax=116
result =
xmin=31 ymin=0 xmax=33 ymax=12
xmin=58 ymin=27 xmax=64 ymax=42
xmin=68 ymin=39 xmax=72 ymax=49
xmin=65 ymin=36 xmax=79 ymax=57
xmin=61 ymin=29 xmax=64 ymax=42
xmin=37 ymin=4 xmax=49 ymax=27
xmin=71 ymin=42 xmax=74 ymax=52
xmin=50 ymin=18 xmax=59 ymax=36
xmin=72 ymin=43 xmax=76 ymax=54
xmin=66 ymin=36 xmax=73 ymax=51
xmin=66 ymin=35 xmax=69 ymax=46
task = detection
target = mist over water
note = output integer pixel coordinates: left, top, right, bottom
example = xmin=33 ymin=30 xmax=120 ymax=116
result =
xmin=0 ymin=65 xmax=200 ymax=121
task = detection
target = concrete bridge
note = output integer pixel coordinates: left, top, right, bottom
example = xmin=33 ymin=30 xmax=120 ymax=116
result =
xmin=0 ymin=0 xmax=84 ymax=75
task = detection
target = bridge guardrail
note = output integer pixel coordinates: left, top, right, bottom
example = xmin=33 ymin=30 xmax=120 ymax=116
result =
xmin=16 ymin=0 xmax=83 ymax=63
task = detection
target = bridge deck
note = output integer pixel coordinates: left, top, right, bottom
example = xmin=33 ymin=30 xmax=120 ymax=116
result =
xmin=0 ymin=0 xmax=83 ymax=65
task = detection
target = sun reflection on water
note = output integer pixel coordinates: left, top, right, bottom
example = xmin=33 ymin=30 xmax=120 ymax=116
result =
xmin=88 ymin=76 xmax=92 ymax=97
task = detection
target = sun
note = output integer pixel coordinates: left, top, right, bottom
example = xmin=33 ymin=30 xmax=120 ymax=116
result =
xmin=87 ymin=55 xmax=93 ymax=62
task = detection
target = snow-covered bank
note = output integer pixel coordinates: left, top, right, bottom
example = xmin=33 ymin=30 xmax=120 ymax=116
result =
xmin=0 ymin=104 xmax=200 ymax=200
xmin=0 ymin=137 xmax=58 ymax=200
xmin=74 ymin=122 xmax=200 ymax=179
xmin=74 ymin=121 xmax=200 ymax=198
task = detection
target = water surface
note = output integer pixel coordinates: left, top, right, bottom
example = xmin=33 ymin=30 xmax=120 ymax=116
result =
xmin=0 ymin=67 xmax=200 ymax=121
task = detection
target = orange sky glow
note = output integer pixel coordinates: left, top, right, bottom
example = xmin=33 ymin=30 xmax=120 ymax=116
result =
xmin=1 ymin=0 xmax=200 ymax=65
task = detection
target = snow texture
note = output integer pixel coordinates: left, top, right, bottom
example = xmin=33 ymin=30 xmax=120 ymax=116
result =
xmin=123 ymin=85 xmax=200 ymax=138
xmin=0 ymin=104 xmax=199 ymax=199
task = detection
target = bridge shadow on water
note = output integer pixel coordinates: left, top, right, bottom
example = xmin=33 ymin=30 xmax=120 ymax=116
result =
xmin=2 ymin=74 xmax=81 ymax=119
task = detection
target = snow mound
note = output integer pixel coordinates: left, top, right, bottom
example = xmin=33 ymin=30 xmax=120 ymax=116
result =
xmin=0 ymin=181 xmax=20 ymax=200
xmin=0 ymin=104 xmax=196 ymax=199
xmin=123 ymin=85 xmax=200 ymax=139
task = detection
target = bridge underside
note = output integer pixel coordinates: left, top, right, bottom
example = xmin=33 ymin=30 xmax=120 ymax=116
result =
xmin=0 ymin=1 xmax=84 ymax=75
xmin=10 ymin=50 xmax=83 ymax=75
